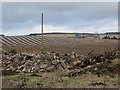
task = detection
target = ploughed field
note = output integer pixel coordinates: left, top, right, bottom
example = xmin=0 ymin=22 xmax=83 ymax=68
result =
xmin=1 ymin=35 xmax=119 ymax=55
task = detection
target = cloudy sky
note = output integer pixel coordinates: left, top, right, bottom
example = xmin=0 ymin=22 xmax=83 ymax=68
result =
xmin=1 ymin=2 xmax=118 ymax=36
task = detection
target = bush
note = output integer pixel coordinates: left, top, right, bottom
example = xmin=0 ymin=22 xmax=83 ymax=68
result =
xmin=111 ymin=36 xmax=117 ymax=39
xmin=102 ymin=36 xmax=110 ymax=39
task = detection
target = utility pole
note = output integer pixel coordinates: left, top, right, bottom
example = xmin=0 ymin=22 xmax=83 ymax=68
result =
xmin=41 ymin=13 xmax=44 ymax=54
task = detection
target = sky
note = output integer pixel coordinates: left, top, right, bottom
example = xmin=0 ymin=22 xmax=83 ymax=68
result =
xmin=1 ymin=2 xmax=118 ymax=36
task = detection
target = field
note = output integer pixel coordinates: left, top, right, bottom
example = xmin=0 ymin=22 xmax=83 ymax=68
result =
xmin=0 ymin=35 xmax=119 ymax=89
xmin=1 ymin=35 xmax=119 ymax=55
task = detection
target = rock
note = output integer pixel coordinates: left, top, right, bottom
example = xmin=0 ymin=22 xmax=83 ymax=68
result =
xmin=2 ymin=69 xmax=17 ymax=75
xmin=66 ymin=65 xmax=74 ymax=70
xmin=21 ymin=58 xmax=28 ymax=64
xmin=55 ymin=52 xmax=59 ymax=56
xmin=33 ymin=66 xmax=39 ymax=72
xmin=65 ymin=68 xmax=85 ymax=77
xmin=22 ymin=68 xmax=27 ymax=72
xmin=94 ymin=67 xmax=98 ymax=71
xmin=39 ymin=64 xmax=47 ymax=69
xmin=24 ymin=54 xmax=33 ymax=60
xmin=8 ymin=56 xmax=15 ymax=61
xmin=17 ymin=65 xmax=25 ymax=71
xmin=51 ymin=60 xmax=59 ymax=65
xmin=3 ymin=51 xmax=9 ymax=55
xmin=60 ymin=61 xmax=66 ymax=70
xmin=9 ymin=66 xmax=16 ymax=71
xmin=16 ymin=69 xmax=21 ymax=73
xmin=8 ymin=49 xmax=17 ymax=54
xmin=90 ymin=81 xmax=107 ymax=86
xmin=1 ymin=50 xmax=119 ymax=76
xmin=39 ymin=69 xmax=46 ymax=72
xmin=73 ymin=60 xmax=81 ymax=66
xmin=15 ymin=54 xmax=23 ymax=61
xmin=71 ymin=52 xmax=76 ymax=58
xmin=46 ymin=65 xmax=55 ymax=72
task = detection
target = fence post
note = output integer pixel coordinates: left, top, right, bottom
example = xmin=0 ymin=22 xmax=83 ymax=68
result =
xmin=41 ymin=13 xmax=44 ymax=54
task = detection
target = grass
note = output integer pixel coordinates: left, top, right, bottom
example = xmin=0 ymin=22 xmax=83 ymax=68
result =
xmin=2 ymin=71 xmax=119 ymax=88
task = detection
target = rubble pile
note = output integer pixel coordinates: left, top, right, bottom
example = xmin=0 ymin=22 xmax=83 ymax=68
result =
xmin=1 ymin=50 xmax=120 ymax=77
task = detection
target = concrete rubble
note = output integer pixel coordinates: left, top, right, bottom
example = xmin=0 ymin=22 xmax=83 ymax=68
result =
xmin=1 ymin=50 xmax=120 ymax=77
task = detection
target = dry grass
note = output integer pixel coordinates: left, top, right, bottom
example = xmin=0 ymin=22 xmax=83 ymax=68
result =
xmin=2 ymin=71 xmax=119 ymax=88
xmin=2 ymin=37 xmax=118 ymax=55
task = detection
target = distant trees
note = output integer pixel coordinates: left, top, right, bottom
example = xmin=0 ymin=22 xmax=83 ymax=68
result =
xmin=0 ymin=34 xmax=4 ymax=36
xmin=102 ymin=36 xmax=118 ymax=40
xmin=111 ymin=36 xmax=117 ymax=39
xmin=102 ymin=36 xmax=110 ymax=39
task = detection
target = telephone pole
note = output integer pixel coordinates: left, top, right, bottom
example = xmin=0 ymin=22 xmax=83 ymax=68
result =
xmin=41 ymin=13 xmax=44 ymax=54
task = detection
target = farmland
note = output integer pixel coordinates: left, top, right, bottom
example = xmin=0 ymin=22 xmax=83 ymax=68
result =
xmin=1 ymin=35 xmax=119 ymax=55
xmin=0 ymin=35 xmax=119 ymax=88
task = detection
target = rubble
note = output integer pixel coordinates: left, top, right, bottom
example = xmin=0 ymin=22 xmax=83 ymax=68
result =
xmin=1 ymin=49 xmax=119 ymax=77
xmin=90 ymin=81 xmax=107 ymax=86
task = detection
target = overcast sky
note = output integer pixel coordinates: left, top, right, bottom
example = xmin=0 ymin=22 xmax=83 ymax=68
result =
xmin=1 ymin=2 xmax=118 ymax=36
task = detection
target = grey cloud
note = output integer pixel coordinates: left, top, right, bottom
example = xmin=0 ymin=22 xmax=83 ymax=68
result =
xmin=2 ymin=2 xmax=118 ymax=33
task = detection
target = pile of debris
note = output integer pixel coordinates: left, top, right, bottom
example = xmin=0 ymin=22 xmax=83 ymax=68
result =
xmin=1 ymin=49 xmax=119 ymax=77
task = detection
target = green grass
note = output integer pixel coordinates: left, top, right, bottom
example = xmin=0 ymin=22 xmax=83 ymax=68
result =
xmin=2 ymin=72 xmax=119 ymax=88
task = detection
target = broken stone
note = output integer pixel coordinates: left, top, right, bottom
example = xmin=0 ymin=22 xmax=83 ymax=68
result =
xmin=73 ymin=60 xmax=81 ymax=66
xmin=17 ymin=65 xmax=25 ymax=71
xmin=9 ymin=66 xmax=16 ymax=71
xmin=39 ymin=69 xmax=46 ymax=72
xmin=15 ymin=54 xmax=23 ymax=61
xmin=94 ymin=67 xmax=98 ymax=71
xmin=51 ymin=60 xmax=59 ymax=65
xmin=90 ymin=81 xmax=107 ymax=86
xmin=23 ymin=54 xmax=33 ymax=60
xmin=39 ymin=64 xmax=47 ymax=69
xmin=1 ymin=50 xmax=119 ymax=76
xmin=46 ymin=65 xmax=55 ymax=72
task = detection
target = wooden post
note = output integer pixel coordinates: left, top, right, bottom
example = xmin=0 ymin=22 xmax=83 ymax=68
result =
xmin=41 ymin=13 xmax=44 ymax=54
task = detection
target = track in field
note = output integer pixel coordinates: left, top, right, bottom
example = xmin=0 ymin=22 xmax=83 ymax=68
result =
xmin=1 ymin=35 xmax=118 ymax=55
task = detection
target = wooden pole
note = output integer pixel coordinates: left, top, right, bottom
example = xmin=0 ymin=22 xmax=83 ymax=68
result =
xmin=41 ymin=13 xmax=44 ymax=54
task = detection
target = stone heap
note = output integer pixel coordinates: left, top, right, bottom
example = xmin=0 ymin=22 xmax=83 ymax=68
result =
xmin=1 ymin=50 xmax=119 ymax=77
